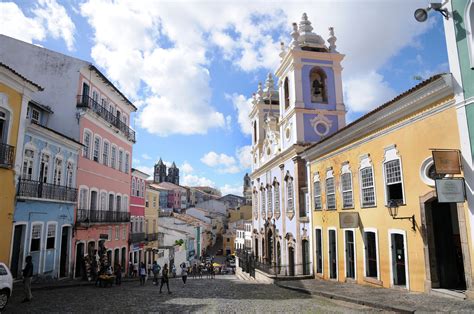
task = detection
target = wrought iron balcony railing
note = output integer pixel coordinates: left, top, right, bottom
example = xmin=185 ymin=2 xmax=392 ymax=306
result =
xmin=77 ymin=95 xmax=136 ymax=142
xmin=17 ymin=179 xmax=77 ymax=202
xmin=147 ymin=233 xmax=158 ymax=241
xmin=76 ymin=208 xmax=130 ymax=224
xmin=130 ymin=232 xmax=145 ymax=243
xmin=0 ymin=143 xmax=15 ymax=169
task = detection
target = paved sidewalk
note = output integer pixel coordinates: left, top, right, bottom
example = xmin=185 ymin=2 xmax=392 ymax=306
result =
xmin=276 ymin=278 xmax=474 ymax=313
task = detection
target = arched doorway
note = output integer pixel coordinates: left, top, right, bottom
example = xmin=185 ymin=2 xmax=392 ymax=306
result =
xmin=267 ymin=229 xmax=273 ymax=265
xmin=254 ymin=238 xmax=259 ymax=258
xmin=277 ymin=241 xmax=281 ymax=274
xmin=302 ymin=239 xmax=310 ymax=275
xmin=288 ymin=246 xmax=295 ymax=276
xmin=75 ymin=242 xmax=84 ymax=278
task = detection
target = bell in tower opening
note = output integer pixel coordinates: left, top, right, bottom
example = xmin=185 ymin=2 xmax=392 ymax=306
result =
xmin=310 ymin=67 xmax=328 ymax=103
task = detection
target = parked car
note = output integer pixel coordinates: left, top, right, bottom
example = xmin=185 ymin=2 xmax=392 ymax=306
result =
xmin=0 ymin=262 xmax=13 ymax=311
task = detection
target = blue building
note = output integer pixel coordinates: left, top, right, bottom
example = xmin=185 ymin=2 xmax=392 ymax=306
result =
xmin=10 ymin=101 xmax=81 ymax=279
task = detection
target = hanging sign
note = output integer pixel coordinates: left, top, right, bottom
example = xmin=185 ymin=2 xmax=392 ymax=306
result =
xmin=339 ymin=212 xmax=359 ymax=229
xmin=432 ymin=150 xmax=461 ymax=174
xmin=435 ymin=178 xmax=466 ymax=203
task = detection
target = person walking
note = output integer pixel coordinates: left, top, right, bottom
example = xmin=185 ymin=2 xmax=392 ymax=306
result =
xmin=152 ymin=261 xmax=161 ymax=285
xmin=180 ymin=263 xmax=188 ymax=285
xmin=115 ymin=264 xmax=122 ymax=286
xmin=171 ymin=264 xmax=176 ymax=278
xmin=22 ymin=256 xmax=33 ymax=303
xmin=159 ymin=264 xmax=171 ymax=294
xmin=139 ymin=262 xmax=147 ymax=286
xmin=192 ymin=264 xmax=197 ymax=279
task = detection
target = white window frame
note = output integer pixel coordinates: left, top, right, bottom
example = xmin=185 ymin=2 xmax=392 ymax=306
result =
xmin=89 ymin=188 xmax=99 ymax=211
xmin=116 ymin=193 xmax=122 ymax=212
xmin=132 ymin=178 xmax=136 ymax=196
xmin=359 ymin=155 xmax=377 ymax=208
xmin=343 ymin=228 xmax=357 ymax=280
xmin=314 ymin=226 xmax=324 ymax=275
xmin=100 ymin=190 xmax=107 ymax=211
xmin=260 ymin=186 xmax=266 ymax=218
xmin=111 ymin=145 xmax=117 ymax=169
xmin=313 ymin=172 xmax=322 ymax=210
xmin=286 ymin=176 xmax=294 ymax=213
xmin=108 ymin=192 xmax=115 ymax=211
xmin=325 ymin=169 xmax=336 ymax=210
xmin=53 ymin=156 xmax=63 ymax=186
xmin=327 ymin=227 xmax=338 ymax=280
xmin=79 ymin=186 xmax=89 ymax=209
xmin=102 ymin=140 xmax=110 ymax=166
xmin=363 ymin=227 xmax=380 ymax=281
xmin=125 ymin=152 xmax=130 ymax=174
xmin=341 ymin=163 xmax=353 ymax=209
xmin=65 ymin=160 xmax=74 ymax=187
xmin=45 ymin=222 xmax=57 ymax=251
xmin=388 ymin=229 xmax=409 ymax=290
xmin=273 ymin=180 xmax=280 ymax=217
xmin=267 ymin=185 xmax=272 ymax=217
xmin=30 ymin=222 xmax=44 ymax=254
xmin=93 ymin=135 xmax=101 ymax=163
xmin=118 ymin=149 xmax=123 ymax=172
xmin=83 ymin=130 xmax=92 ymax=159
xmin=22 ymin=147 xmax=36 ymax=180
xmin=382 ymin=145 xmax=405 ymax=206
xmin=30 ymin=107 xmax=41 ymax=124
xmin=39 ymin=151 xmax=51 ymax=184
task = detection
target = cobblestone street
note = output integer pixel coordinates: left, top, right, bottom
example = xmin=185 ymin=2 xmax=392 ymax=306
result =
xmin=5 ymin=276 xmax=379 ymax=313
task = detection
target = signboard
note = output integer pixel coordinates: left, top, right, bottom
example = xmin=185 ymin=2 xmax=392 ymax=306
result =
xmin=339 ymin=212 xmax=359 ymax=229
xmin=99 ymin=233 xmax=109 ymax=240
xmin=436 ymin=178 xmax=466 ymax=203
xmin=432 ymin=150 xmax=461 ymax=174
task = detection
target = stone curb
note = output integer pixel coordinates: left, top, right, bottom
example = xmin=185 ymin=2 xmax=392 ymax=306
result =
xmin=275 ymin=281 xmax=414 ymax=313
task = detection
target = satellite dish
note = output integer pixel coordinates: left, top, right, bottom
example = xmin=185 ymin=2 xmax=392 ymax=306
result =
xmin=414 ymin=8 xmax=428 ymax=22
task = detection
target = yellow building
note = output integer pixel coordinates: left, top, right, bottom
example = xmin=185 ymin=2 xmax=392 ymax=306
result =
xmin=228 ymin=205 xmax=252 ymax=223
xmin=302 ymin=74 xmax=474 ymax=295
xmin=0 ymin=63 xmax=42 ymax=264
xmin=144 ymin=183 xmax=160 ymax=269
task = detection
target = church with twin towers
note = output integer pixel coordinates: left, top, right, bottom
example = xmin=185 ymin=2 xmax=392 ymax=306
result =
xmin=153 ymin=158 xmax=180 ymax=185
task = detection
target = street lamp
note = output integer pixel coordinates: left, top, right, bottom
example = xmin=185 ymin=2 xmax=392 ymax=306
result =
xmin=414 ymin=2 xmax=449 ymax=22
xmin=386 ymin=199 xmax=416 ymax=231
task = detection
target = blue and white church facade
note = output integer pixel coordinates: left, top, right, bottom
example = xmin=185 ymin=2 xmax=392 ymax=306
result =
xmin=250 ymin=13 xmax=346 ymax=277
xmin=10 ymin=101 xmax=81 ymax=279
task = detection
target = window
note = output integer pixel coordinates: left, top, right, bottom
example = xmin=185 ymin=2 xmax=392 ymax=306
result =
xmin=125 ymin=152 xmax=130 ymax=174
xmin=274 ymin=181 xmax=280 ymax=216
xmin=123 ymin=195 xmax=128 ymax=211
xmin=40 ymin=153 xmax=50 ymax=183
xmin=79 ymin=188 xmax=88 ymax=209
xmin=118 ymin=150 xmax=123 ymax=172
xmin=287 ymin=177 xmax=294 ymax=213
xmin=360 ymin=155 xmax=376 ymax=207
xmin=341 ymin=165 xmax=353 ymax=208
xmin=66 ymin=162 xmax=74 ymax=187
xmin=315 ymin=228 xmax=323 ymax=274
xmin=31 ymin=224 xmax=42 ymax=251
xmin=109 ymin=194 xmax=114 ymax=211
xmin=0 ymin=109 xmax=9 ymax=143
xmin=364 ymin=231 xmax=378 ymax=278
xmin=132 ymin=178 xmax=136 ymax=195
xmin=100 ymin=191 xmax=107 ymax=211
xmin=284 ymin=77 xmax=290 ymax=109
xmin=30 ymin=108 xmax=40 ymax=124
xmin=326 ymin=174 xmax=336 ymax=210
xmin=93 ymin=136 xmax=100 ymax=162
xmin=83 ymin=131 xmax=91 ymax=158
xmin=141 ymin=182 xmax=145 ymax=197
xmin=92 ymin=91 xmax=99 ymax=104
xmin=253 ymin=191 xmax=258 ymax=218
xmin=267 ymin=186 xmax=272 ymax=216
xmin=122 ymin=226 xmax=126 ymax=240
xmin=261 ymin=188 xmax=266 ymax=217
xmin=153 ymin=196 xmax=157 ymax=208
xmin=90 ymin=190 xmax=98 ymax=211
xmin=115 ymin=226 xmax=120 ymax=240
xmin=46 ymin=224 xmax=56 ymax=249
xmin=103 ymin=141 xmax=109 ymax=166
xmin=53 ymin=158 xmax=62 ymax=185
xmin=108 ymin=226 xmax=112 ymax=241
xmin=384 ymin=157 xmax=404 ymax=205
xmin=22 ymin=149 xmax=34 ymax=180
xmin=309 ymin=67 xmax=328 ymax=103
xmin=111 ymin=146 xmax=117 ymax=169
xmin=116 ymin=195 xmax=121 ymax=211
xmin=313 ymin=173 xmax=322 ymax=210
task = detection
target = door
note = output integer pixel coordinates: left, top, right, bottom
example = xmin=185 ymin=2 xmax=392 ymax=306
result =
xmin=75 ymin=242 xmax=84 ymax=278
xmin=59 ymin=226 xmax=70 ymax=277
xmin=121 ymin=247 xmax=126 ymax=269
xmin=329 ymin=230 xmax=337 ymax=279
xmin=276 ymin=242 xmax=281 ymax=274
xmin=11 ymin=225 xmax=26 ymax=278
xmin=82 ymin=83 xmax=89 ymax=104
xmin=288 ymin=247 xmax=295 ymax=276
xmin=114 ymin=249 xmax=120 ymax=267
xmin=345 ymin=230 xmax=355 ymax=279
xmin=254 ymin=239 xmax=259 ymax=259
xmin=391 ymin=233 xmax=406 ymax=286
xmin=302 ymin=240 xmax=310 ymax=275
xmin=267 ymin=229 xmax=273 ymax=264
xmin=315 ymin=229 xmax=322 ymax=274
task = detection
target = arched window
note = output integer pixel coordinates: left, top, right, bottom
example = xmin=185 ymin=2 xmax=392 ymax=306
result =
xmin=309 ymin=67 xmax=328 ymax=103
xmin=22 ymin=149 xmax=35 ymax=180
xmin=284 ymin=77 xmax=290 ymax=109
xmin=53 ymin=157 xmax=63 ymax=185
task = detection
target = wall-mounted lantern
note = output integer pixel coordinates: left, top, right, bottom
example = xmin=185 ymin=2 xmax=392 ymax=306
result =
xmin=386 ymin=199 xmax=416 ymax=232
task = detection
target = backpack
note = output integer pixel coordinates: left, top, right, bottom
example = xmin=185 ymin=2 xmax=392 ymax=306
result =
xmin=152 ymin=264 xmax=161 ymax=274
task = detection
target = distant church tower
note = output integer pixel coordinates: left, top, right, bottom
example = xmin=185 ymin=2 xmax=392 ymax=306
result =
xmin=167 ymin=162 xmax=180 ymax=185
xmin=243 ymin=173 xmax=252 ymax=205
xmin=154 ymin=159 xmax=180 ymax=185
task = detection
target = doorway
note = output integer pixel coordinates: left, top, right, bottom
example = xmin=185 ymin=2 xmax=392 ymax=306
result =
xmin=426 ymin=199 xmax=466 ymax=289
xmin=114 ymin=249 xmax=120 ymax=267
xmin=10 ymin=224 xmax=26 ymax=279
xmin=302 ymin=239 xmax=310 ymax=275
xmin=329 ymin=229 xmax=337 ymax=279
xmin=276 ymin=241 xmax=281 ymax=273
xmin=345 ymin=230 xmax=355 ymax=279
xmin=267 ymin=229 xmax=273 ymax=264
xmin=75 ymin=242 xmax=84 ymax=278
xmin=288 ymin=246 xmax=295 ymax=276
xmin=390 ymin=232 xmax=406 ymax=287
xmin=59 ymin=226 xmax=71 ymax=278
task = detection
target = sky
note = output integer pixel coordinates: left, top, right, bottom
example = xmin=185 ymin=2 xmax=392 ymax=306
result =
xmin=1 ymin=0 xmax=449 ymax=196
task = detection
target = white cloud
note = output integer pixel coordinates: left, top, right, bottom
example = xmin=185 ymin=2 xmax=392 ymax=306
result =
xmin=141 ymin=153 xmax=152 ymax=160
xmin=217 ymin=165 xmax=241 ymax=174
xmin=344 ymin=71 xmax=397 ymax=113
xmin=0 ymin=1 xmax=75 ymax=51
xmin=201 ymin=152 xmax=236 ymax=167
xmin=33 ymin=0 xmax=76 ymax=51
xmin=180 ymin=161 xmax=194 ymax=174
xmin=135 ymin=166 xmax=154 ymax=179
xmin=182 ymin=174 xmax=215 ymax=187
xmin=236 ymin=145 xmax=252 ymax=170
xmin=219 ymin=183 xmax=243 ymax=196
xmin=227 ymin=93 xmax=253 ymax=136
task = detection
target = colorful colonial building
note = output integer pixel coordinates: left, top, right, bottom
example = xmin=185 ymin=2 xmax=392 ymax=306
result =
xmin=144 ymin=182 xmax=160 ymax=270
xmin=249 ymin=13 xmax=346 ymax=277
xmin=130 ymin=168 xmax=148 ymax=269
xmin=302 ymin=74 xmax=474 ymax=295
xmin=0 ymin=62 xmax=41 ymax=266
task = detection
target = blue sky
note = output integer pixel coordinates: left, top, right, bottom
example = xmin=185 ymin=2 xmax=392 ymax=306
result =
xmin=2 ymin=0 xmax=448 ymax=195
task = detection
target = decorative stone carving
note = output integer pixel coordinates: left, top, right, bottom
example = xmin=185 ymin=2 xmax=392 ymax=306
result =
xmin=297 ymin=13 xmax=326 ymax=49
xmin=310 ymin=114 xmax=332 ymax=136
xmin=328 ymin=27 xmax=337 ymax=52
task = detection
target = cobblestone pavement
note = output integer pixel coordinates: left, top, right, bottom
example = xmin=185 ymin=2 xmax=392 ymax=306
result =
xmin=5 ymin=276 xmax=381 ymax=313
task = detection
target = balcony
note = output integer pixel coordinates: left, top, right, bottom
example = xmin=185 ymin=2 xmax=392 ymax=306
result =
xmin=147 ymin=233 xmax=158 ymax=241
xmin=0 ymin=143 xmax=15 ymax=169
xmin=76 ymin=208 xmax=130 ymax=224
xmin=77 ymin=95 xmax=136 ymax=142
xmin=17 ymin=179 xmax=77 ymax=203
xmin=130 ymin=232 xmax=145 ymax=243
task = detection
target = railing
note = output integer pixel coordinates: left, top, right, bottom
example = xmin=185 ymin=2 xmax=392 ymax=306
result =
xmin=147 ymin=233 xmax=158 ymax=241
xmin=17 ymin=179 xmax=77 ymax=202
xmin=0 ymin=143 xmax=15 ymax=169
xmin=77 ymin=95 xmax=136 ymax=142
xmin=76 ymin=208 xmax=130 ymax=224
xmin=130 ymin=232 xmax=145 ymax=243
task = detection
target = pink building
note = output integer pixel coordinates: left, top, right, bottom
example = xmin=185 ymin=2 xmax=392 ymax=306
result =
xmin=155 ymin=182 xmax=184 ymax=211
xmin=129 ymin=168 xmax=149 ymax=268
xmin=75 ymin=69 xmax=136 ymax=278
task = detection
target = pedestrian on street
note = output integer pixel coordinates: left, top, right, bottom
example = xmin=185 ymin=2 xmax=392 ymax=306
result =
xmin=152 ymin=261 xmax=161 ymax=285
xmin=198 ymin=264 xmax=203 ymax=279
xmin=139 ymin=262 xmax=147 ymax=286
xmin=115 ymin=264 xmax=122 ymax=286
xmin=180 ymin=262 xmax=188 ymax=285
xmin=171 ymin=264 xmax=176 ymax=278
xmin=22 ymin=255 xmax=33 ymax=303
xmin=192 ymin=264 xmax=197 ymax=279
xmin=159 ymin=264 xmax=171 ymax=294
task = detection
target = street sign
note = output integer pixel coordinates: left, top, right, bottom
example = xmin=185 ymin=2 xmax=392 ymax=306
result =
xmin=432 ymin=150 xmax=461 ymax=174
xmin=435 ymin=178 xmax=466 ymax=203
xmin=339 ymin=212 xmax=359 ymax=229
